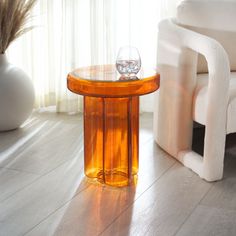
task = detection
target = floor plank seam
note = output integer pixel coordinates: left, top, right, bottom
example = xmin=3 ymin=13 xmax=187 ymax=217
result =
xmin=0 ymin=175 xmax=43 ymax=204
xmin=97 ymin=162 xmax=177 ymax=236
xmin=142 ymin=135 xmax=155 ymax=145
xmin=0 ymin=120 xmax=53 ymax=162
xmin=0 ymin=166 xmax=41 ymax=175
xmin=173 ymin=182 xmax=215 ymax=236
xmin=22 ymin=184 xmax=91 ymax=236
xmin=2 ymin=113 xmax=199 ymax=236
xmin=197 ymin=203 xmax=236 ymax=213
xmin=0 ymin=154 xmax=82 ymax=204
xmin=40 ymin=149 xmax=84 ymax=177
xmin=23 ymin=135 xmax=154 ymax=236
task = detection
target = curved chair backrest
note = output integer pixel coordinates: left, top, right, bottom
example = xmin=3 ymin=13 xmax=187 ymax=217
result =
xmin=176 ymin=0 xmax=236 ymax=73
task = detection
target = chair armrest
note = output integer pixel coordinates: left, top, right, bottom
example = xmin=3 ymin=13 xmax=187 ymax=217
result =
xmin=158 ymin=18 xmax=230 ymax=113
xmin=157 ymin=19 xmax=230 ymax=171
xmin=158 ymin=19 xmax=230 ymax=76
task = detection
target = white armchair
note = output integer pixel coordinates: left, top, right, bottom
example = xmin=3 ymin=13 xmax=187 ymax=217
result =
xmin=154 ymin=0 xmax=236 ymax=181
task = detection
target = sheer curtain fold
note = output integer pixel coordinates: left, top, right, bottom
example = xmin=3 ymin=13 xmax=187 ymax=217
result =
xmin=7 ymin=0 xmax=177 ymax=113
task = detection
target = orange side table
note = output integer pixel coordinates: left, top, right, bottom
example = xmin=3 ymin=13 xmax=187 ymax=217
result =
xmin=67 ymin=65 xmax=160 ymax=187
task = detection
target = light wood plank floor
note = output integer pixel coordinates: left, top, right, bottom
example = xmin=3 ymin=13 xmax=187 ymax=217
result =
xmin=0 ymin=112 xmax=236 ymax=236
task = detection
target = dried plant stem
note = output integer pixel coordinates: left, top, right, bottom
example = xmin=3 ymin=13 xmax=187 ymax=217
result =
xmin=0 ymin=0 xmax=37 ymax=53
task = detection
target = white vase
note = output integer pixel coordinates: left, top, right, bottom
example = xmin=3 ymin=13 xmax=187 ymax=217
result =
xmin=0 ymin=54 xmax=35 ymax=131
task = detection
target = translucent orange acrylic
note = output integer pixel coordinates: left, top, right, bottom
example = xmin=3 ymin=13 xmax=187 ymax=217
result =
xmin=68 ymin=65 xmax=159 ymax=187
xmin=84 ymin=96 xmax=139 ymax=186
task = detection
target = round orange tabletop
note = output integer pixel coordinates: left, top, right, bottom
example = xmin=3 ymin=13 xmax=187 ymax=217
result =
xmin=67 ymin=64 xmax=160 ymax=97
xmin=67 ymin=65 xmax=160 ymax=187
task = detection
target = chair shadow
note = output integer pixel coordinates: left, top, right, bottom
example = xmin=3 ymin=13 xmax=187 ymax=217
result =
xmin=192 ymin=123 xmax=205 ymax=156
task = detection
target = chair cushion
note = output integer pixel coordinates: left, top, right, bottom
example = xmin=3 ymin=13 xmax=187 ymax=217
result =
xmin=193 ymin=72 xmax=236 ymax=134
xmin=176 ymin=0 xmax=236 ymax=73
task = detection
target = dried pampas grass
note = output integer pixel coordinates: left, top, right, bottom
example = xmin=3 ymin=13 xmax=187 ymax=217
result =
xmin=0 ymin=0 xmax=37 ymax=54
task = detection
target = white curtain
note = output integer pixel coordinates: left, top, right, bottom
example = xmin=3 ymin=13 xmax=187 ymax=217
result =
xmin=7 ymin=0 xmax=178 ymax=113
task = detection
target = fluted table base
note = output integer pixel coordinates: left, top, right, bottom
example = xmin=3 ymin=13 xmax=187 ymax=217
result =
xmin=84 ymin=96 xmax=139 ymax=187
